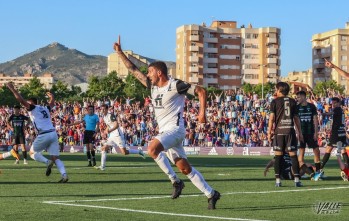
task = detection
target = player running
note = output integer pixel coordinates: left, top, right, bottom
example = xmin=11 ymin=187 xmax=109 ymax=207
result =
xmin=94 ymin=104 xmax=145 ymax=171
xmin=114 ymin=36 xmax=220 ymax=209
xmin=7 ymin=82 xmax=68 ymax=182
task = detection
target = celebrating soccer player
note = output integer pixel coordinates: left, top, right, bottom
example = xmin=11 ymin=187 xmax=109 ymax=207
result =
xmin=113 ymin=36 xmax=220 ymax=209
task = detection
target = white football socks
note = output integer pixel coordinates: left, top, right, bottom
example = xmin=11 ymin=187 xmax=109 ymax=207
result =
xmin=55 ymin=159 xmax=67 ymax=176
xmin=2 ymin=152 xmax=11 ymax=159
xmin=154 ymin=152 xmax=180 ymax=184
xmin=30 ymin=152 xmax=49 ymax=164
xmin=186 ymin=167 xmax=213 ymax=197
xmin=101 ymin=150 xmax=107 ymax=168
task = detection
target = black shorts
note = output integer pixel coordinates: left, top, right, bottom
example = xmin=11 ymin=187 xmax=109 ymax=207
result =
xmin=272 ymin=131 xmax=298 ymax=152
xmin=83 ymin=130 xmax=95 ymax=144
xmin=328 ymin=133 xmax=347 ymax=147
xmin=12 ymin=134 xmax=25 ymax=145
xmin=299 ymin=134 xmax=318 ymax=149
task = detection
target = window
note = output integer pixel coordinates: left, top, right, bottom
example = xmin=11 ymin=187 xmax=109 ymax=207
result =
xmin=220 ymin=44 xmax=240 ymax=49
xmin=341 ymin=65 xmax=347 ymax=71
xmin=220 ymin=34 xmax=239 ymax=39
xmin=341 ymin=55 xmax=347 ymax=61
xmin=341 ymin=36 xmax=347 ymax=41
xmin=341 ymin=45 xmax=347 ymax=51
xmin=219 ymin=55 xmax=240 ymax=60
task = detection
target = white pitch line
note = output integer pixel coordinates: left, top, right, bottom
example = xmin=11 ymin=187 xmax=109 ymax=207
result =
xmin=43 ymin=201 xmax=270 ymax=221
xmin=43 ymin=185 xmax=349 ymax=204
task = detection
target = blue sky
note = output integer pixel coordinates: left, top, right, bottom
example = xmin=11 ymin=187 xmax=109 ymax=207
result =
xmin=0 ymin=0 xmax=348 ymax=76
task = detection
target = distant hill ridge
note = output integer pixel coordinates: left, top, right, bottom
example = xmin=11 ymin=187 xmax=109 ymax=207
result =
xmin=0 ymin=42 xmax=175 ymax=85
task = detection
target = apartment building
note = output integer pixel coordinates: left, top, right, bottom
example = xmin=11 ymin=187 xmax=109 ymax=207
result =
xmin=108 ymin=50 xmax=176 ymax=79
xmin=283 ymin=69 xmax=313 ymax=87
xmin=311 ymin=22 xmax=349 ymax=93
xmin=176 ymin=21 xmax=281 ymax=90
xmin=0 ymin=72 xmax=54 ymax=89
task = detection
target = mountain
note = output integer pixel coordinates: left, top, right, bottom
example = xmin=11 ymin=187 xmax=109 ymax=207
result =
xmin=0 ymin=42 xmax=107 ymax=85
xmin=0 ymin=42 xmax=176 ymax=85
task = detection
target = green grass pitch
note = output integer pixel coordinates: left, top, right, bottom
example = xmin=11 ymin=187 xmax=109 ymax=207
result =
xmin=0 ymin=153 xmax=347 ymax=221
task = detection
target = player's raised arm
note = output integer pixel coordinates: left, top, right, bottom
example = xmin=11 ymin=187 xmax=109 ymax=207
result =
xmin=6 ymin=82 xmax=31 ymax=109
xmin=113 ymin=36 xmax=148 ymax=87
xmin=46 ymin=92 xmax=55 ymax=109
xmin=195 ymin=85 xmax=207 ymax=124
xmin=325 ymin=58 xmax=349 ymax=79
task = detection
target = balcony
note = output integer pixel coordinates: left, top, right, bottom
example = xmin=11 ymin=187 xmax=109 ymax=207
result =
xmin=203 ymin=58 xmax=218 ymax=63
xmin=267 ymin=48 xmax=278 ymax=55
xmin=189 ymin=46 xmax=199 ymax=52
xmin=189 ymin=76 xmax=199 ymax=83
xmin=313 ymin=63 xmax=325 ymax=69
xmin=203 ymin=37 xmax=218 ymax=43
xmin=189 ymin=56 xmax=199 ymax=62
xmin=267 ymin=58 xmax=277 ymax=64
xmin=242 ymin=58 xmax=258 ymax=64
xmin=242 ymin=48 xmax=258 ymax=54
xmin=243 ymin=79 xmax=259 ymax=85
xmin=189 ymin=35 xmax=199 ymax=41
xmin=204 ymin=78 xmax=218 ymax=84
xmin=189 ymin=66 xmax=199 ymax=72
xmin=267 ymin=38 xmax=277 ymax=44
xmin=267 ymin=68 xmax=277 ymax=74
xmin=203 ymin=68 xmax=218 ymax=74
xmin=204 ymin=47 xmax=218 ymax=53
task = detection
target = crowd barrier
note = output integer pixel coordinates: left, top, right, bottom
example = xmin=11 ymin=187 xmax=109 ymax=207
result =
xmin=0 ymin=145 xmax=340 ymax=157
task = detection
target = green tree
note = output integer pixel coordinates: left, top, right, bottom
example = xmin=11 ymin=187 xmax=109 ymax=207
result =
xmin=313 ymin=80 xmax=344 ymax=96
xmin=86 ymin=76 xmax=102 ymax=99
xmin=51 ymin=80 xmax=70 ymax=101
xmin=0 ymin=85 xmax=19 ymax=106
xmin=19 ymin=77 xmax=46 ymax=101
xmin=206 ymin=86 xmax=222 ymax=99
xmin=122 ymin=66 xmax=150 ymax=102
xmin=123 ymin=74 xmax=149 ymax=101
xmin=86 ymin=71 xmax=125 ymax=99
xmin=100 ymin=71 xmax=125 ymax=98
xmin=241 ymin=83 xmax=253 ymax=95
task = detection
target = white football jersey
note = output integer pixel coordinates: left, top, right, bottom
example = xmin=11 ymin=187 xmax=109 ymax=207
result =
xmin=151 ymin=78 xmax=192 ymax=132
xmin=28 ymin=105 xmax=55 ymax=133
xmin=103 ymin=112 xmax=122 ymax=137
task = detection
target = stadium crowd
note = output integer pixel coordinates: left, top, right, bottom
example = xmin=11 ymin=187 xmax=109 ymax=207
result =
xmin=1 ymin=89 xmax=349 ymax=150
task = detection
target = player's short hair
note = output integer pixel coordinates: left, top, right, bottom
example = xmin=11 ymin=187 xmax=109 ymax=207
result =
xmin=149 ymin=61 xmax=168 ymax=76
xmin=332 ymin=97 xmax=340 ymax=103
xmin=88 ymin=105 xmax=94 ymax=110
xmin=296 ymin=90 xmax=306 ymax=97
xmin=13 ymin=105 xmax=21 ymax=109
xmin=28 ymin=97 xmax=38 ymax=105
xmin=276 ymin=82 xmax=290 ymax=96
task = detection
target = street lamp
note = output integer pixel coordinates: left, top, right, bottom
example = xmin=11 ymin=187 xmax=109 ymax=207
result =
xmin=258 ymin=64 xmax=268 ymax=100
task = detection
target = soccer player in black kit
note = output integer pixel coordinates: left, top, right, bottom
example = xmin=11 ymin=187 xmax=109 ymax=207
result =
xmin=296 ymin=90 xmax=322 ymax=181
xmin=268 ymin=82 xmax=304 ymax=187
xmin=320 ymin=97 xmax=348 ymax=174
xmin=7 ymin=105 xmax=30 ymax=164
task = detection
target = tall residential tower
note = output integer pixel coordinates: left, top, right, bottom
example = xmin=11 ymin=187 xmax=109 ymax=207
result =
xmin=312 ymin=22 xmax=349 ymax=92
xmin=176 ymin=21 xmax=281 ymax=90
